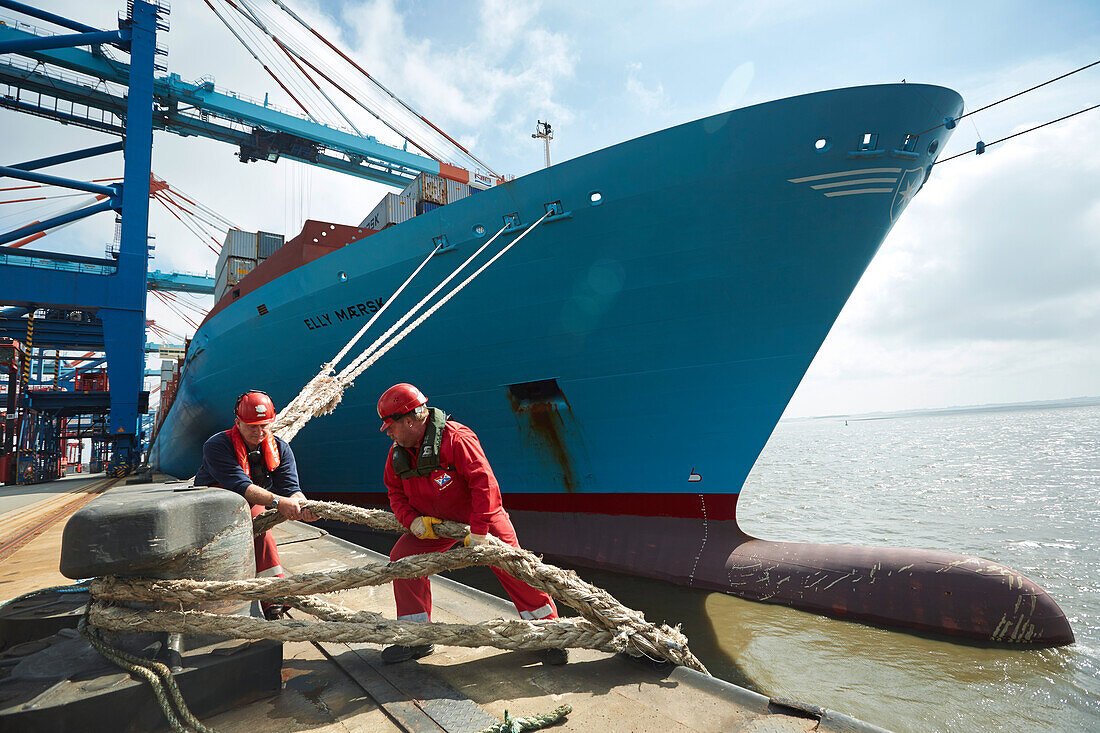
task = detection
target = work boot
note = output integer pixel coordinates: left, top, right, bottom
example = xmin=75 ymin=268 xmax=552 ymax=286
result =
xmin=381 ymin=644 xmax=434 ymax=664
xmin=538 ymin=648 xmax=569 ymax=666
xmin=262 ymin=603 xmax=290 ymax=620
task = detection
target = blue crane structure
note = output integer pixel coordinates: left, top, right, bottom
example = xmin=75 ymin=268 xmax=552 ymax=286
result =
xmin=0 ymin=0 xmax=461 ymax=480
xmin=147 ymin=271 xmax=215 ymax=295
xmin=0 ymin=0 xmax=163 ymax=477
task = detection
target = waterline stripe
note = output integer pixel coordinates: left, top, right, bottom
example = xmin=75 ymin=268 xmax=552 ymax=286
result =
xmin=788 ymin=167 xmax=902 ymax=183
xmin=811 ymin=177 xmax=898 ymax=190
xmin=823 ymin=188 xmax=895 ymax=197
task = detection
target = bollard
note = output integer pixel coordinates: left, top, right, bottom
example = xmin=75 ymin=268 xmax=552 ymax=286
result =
xmin=0 ymin=482 xmax=283 ymax=733
xmin=60 ymin=483 xmax=257 ymax=652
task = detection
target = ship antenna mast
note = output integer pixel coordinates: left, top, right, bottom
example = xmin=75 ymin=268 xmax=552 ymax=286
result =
xmin=532 ymin=120 xmax=553 ymax=168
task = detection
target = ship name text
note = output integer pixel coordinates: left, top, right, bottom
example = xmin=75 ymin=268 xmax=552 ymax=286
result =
xmin=304 ymin=297 xmax=386 ymax=331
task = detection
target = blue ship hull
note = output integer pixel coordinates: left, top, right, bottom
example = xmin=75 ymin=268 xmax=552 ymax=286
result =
xmin=156 ymin=83 xmax=961 ymax=501
xmin=149 ymin=83 xmax=1074 ymax=645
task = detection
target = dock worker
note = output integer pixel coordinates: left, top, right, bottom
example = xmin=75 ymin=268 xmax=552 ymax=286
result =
xmin=194 ymin=390 xmax=318 ymax=618
xmin=377 ymin=383 xmax=567 ymax=666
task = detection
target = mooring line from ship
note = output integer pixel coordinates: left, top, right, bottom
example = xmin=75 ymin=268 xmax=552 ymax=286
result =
xmin=273 ymin=236 xmax=446 ymax=432
xmin=272 ymin=212 xmax=551 ymax=442
xmin=272 ymin=219 xmax=511 ymax=439
xmin=934 ymin=102 xmax=1100 ymax=165
xmin=324 ymin=239 xmax=443 ymax=371
xmin=918 ymin=58 xmax=1100 ymax=136
xmin=331 ymin=218 xmax=515 ymax=382
xmin=336 ymin=209 xmax=553 ymax=385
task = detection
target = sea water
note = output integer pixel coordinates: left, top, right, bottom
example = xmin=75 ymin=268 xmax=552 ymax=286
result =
xmin=583 ymin=403 xmax=1099 ymax=732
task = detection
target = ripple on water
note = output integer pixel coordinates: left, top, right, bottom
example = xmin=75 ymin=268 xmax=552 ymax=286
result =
xmin=734 ymin=405 xmax=1100 ymax=732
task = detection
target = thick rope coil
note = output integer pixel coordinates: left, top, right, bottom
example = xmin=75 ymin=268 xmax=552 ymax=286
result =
xmin=100 ymin=497 xmax=706 ymax=671
xmin=88 ymin=604 xmax=632 ymax=652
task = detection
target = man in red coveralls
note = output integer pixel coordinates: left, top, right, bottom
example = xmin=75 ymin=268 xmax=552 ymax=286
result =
xmin=377 ymin=383 xmax=567 ymax=665
xmin=195 ymin=390 xmax=318 ymax=618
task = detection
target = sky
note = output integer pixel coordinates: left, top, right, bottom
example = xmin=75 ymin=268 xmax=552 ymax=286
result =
xmin=2 ymin=0 xmax=1098 ymax=417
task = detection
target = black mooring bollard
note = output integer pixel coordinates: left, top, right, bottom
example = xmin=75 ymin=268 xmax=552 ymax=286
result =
xmin=0 ymin=481 xmax=283 ymax=733
xmin=61 ymin=483 xmax=257 ymax=652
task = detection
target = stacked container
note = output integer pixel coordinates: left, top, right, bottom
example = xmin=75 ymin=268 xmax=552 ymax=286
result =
xmin=214 ymin=229 xmax=284 ymax=301
xmin=403 ymin=173 xmax=448 ymax=206
xmin=359 ymin=191 xmax=415 ymax=230
xmin=257 ymin=231 xmax=284 ymax=261
xmin=159 ymin=359 xmax=177 ymax=398
xmin=400 ymin=172 xmax=470 ymax=208
xmin=359 ymin=172 xmax=472 ymax=229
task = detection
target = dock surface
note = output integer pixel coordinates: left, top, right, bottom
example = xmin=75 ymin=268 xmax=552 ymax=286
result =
xmin=0 ymin=479 xmax=889 ymax=732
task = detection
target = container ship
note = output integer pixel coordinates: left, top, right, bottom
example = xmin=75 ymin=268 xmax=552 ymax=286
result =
xmin=151 ymin=82 xmax=1074 ymax=646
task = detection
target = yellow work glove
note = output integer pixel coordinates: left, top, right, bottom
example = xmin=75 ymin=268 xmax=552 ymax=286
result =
xmin=463 ymin=533 xmax=489 ymax=547
xmin=411 ymin=516 xmax=442 ymax=539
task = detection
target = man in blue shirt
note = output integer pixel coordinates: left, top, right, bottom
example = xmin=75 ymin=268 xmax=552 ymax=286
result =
xmin=195 ymin=391 xmax=317 ymax=595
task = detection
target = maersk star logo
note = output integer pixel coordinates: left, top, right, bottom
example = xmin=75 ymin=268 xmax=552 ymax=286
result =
xmin=434 ymin=472 xmax=452 ymax=489
xmin=890 ymin=168 xmax=925 ymax=222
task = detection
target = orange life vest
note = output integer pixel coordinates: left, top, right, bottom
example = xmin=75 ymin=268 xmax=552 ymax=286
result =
xmin=226 ymin=426 xmax=280 ymax=477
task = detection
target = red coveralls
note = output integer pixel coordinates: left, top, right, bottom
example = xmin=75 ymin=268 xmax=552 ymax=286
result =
xmin=386 ymin=419 xmax=557 ymax=622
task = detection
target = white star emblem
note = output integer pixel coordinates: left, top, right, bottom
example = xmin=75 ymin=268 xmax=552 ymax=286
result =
xmin=890 ymin=168 xmax=925 ymax=222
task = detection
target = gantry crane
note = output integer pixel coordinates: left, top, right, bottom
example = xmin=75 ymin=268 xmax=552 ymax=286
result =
xmin=0 ymin=0 xmax=490 ymax=479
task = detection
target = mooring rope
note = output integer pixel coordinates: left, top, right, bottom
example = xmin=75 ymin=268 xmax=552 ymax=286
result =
xmin=90 ymin=497 xmax=706 ymax=672
xmin=79 ymin=614 xmax=216 ymax=733
xmin=479 ymin=705 xmax=573 ymax=733
xmin=270 ymin=214 xmax=538 ymax=442
xmin=82 ymin=497 xmax=705 ymax=733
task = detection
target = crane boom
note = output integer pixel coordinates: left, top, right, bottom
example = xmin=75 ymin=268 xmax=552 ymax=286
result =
xmin=0 ymin=21 xmax=463 ymax=188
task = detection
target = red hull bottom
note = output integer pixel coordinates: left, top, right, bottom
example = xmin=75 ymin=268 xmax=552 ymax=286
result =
xmin=316 ymin=492 xmax=1073 ymax=647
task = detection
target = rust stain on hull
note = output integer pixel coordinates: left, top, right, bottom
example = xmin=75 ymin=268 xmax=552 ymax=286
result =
xmin=506 ymin=379 xmax=580 ymax=493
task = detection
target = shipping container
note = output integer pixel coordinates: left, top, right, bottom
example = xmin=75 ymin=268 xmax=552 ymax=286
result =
xmin=76 ymin=371 xmax=108 ymax=391
xmin=360 ymin=192 xmax=414 ymax=230
xmin=401 ymin=172 xmax=449 ymax=205
xmin=445 ymin=178 xmax=470 ymax=203
xmin=416 ymin=200 xmax=441 ymax=215
xmin=213 ymin=255 xmax=256 ymax=302
xmin=226 ymin=229 xmax=259 ymax=257
xmin=257 ymin=231 xmax=284 ymax=259
xmin=0 ymin=338 xmax=23 ymax=367
xmin=219 ymin=229 xmax=258 ymax=263
xmin=223 ymin=256 xmax=255 ymax=285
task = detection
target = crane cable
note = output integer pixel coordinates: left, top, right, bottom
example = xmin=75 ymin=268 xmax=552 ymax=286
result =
xmin=202 ymin=0 xmax=322 ymax=124
xmin=239 ymin=0 xmax=440 ymax=163
xmin=228 ymin=0 xmax=366 ymax=137
xmin=251 ymin=0 xmax=497 ymax=175
xmin=218 ymin=0 xmax=348 ymax=131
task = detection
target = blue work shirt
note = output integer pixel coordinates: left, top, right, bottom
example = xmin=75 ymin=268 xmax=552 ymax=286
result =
xmin=194 ymin=431 xmax=302 ymax=498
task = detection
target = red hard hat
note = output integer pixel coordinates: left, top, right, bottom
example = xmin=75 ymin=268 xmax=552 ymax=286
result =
xmin=378 ymin=383 xmax=427 ymax=431
xmin=235 ymin=390 xmax=276 ymax=425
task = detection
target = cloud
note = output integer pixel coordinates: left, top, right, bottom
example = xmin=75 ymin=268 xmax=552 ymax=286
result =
xmin=333 ymin=0 xmax=576 ymax=163
xmin=624 ymin=62 xmax=667 ymax=113
xmin=787 ymin=108 xmax=1100 ymax=416
xmin=858 ymin=114 xmax=1100 ymax=345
